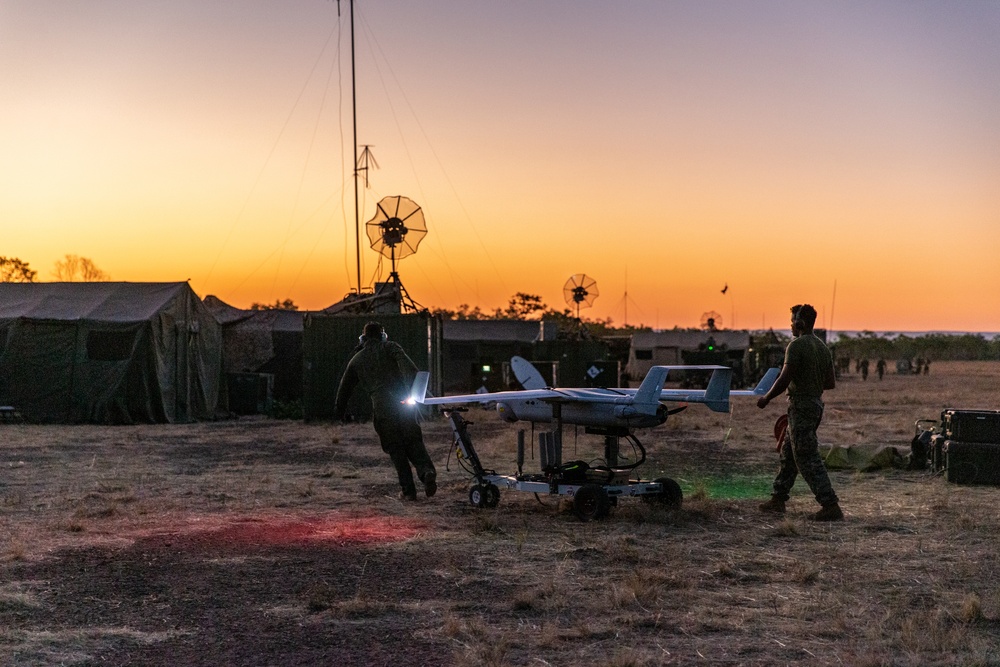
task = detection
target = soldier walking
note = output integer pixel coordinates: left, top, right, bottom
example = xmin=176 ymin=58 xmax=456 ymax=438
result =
xmin=757 ymin=304 xmax=843 ymax=521
xmin=335 ymin=322 xmax=437 ymax=501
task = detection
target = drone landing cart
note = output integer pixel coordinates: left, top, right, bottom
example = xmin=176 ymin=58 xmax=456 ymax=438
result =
xmin=442 ymin=408 xmax=683 ymax=521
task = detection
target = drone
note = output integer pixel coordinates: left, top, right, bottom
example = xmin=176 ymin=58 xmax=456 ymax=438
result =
xmin=408 ymin=358 xmax=778 ymax=520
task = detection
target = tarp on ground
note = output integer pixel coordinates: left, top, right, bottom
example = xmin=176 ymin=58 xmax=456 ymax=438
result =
xmin=0 ymin=282 xmax=222 ymax=424
xmin=820 ymin=443 xmax=908 ymax=471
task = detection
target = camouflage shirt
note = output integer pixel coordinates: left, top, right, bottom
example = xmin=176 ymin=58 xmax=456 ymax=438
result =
xmin=335 ymin=340 xmax=418 ymax=419
xmin=784 ymin=334 xmax=834 ymax=399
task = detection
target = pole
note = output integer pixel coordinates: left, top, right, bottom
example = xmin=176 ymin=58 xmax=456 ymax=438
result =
xmin=830 ymin=279 xmax=837 ymax=338
xmin=350 ymin=0 xmax=361 ymax=294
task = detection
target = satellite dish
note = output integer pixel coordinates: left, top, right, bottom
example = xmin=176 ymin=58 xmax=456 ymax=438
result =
xmin=364 ymin=195 xmax=428 ymax=312
xmin=366 ymin=195 xmax=427 ymax=267
xmin=563 ymin=274 xmax=599 ymax=319
xmin=700 ymin=311 xmax=722 ymax=331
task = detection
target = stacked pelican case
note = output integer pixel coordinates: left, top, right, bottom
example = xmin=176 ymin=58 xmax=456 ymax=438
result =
xmin=928 ymin=409 xmax=1000 ymax=485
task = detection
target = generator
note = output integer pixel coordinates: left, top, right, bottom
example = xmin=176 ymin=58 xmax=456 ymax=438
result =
xmin=941 ymin=409 xmax=1000 ymax=444
xmin=944 ymin=440 xmax=1000 ymax=485
xmin=920 ymin=408 xmax=1000 ymax=486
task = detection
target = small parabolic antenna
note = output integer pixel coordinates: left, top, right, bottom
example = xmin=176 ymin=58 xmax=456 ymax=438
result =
xmin=366 ymin=195 xmax=426 ymax=269
xmin=564 ymin=274 xmax=599 ymax=319
xmin=700 ymin=310 xmax=722 ymax=332
xmin=365 ymin=195 xmax=427 ymax=311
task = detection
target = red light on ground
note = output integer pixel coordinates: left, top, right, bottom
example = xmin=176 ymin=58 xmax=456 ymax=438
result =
xmin=142 ymin=512 xmax=428 ymax=549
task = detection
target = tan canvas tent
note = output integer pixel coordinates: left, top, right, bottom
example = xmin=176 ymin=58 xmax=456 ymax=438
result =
xmin=0 ymin=282 xmax=222 ymax=423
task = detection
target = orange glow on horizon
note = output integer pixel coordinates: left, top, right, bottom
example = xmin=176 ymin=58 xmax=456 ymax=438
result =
xmin=2 ymin=2 xmax=997 ymax=334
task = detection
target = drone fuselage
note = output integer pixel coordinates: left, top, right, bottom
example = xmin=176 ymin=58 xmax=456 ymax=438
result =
xmin=496 ymin=398 xmax=667 ymax=430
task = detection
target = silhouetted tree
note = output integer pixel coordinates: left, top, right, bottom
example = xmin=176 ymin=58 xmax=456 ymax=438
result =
xmin=0 ymin=256 xmax=37 ymax=282
xmin=503 ymin=292 xmax=547 ymax=319
xmin=53 ymin=254 xmax=110 ymax=281
xmin=250 ymin=298 xmax=299 ymax=311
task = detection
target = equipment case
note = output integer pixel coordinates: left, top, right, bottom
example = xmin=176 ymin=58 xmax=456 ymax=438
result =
xmin=930 ymin=433 xmax=947 ymax=472
xmin=944 ymin=440 xmax=1000 ymax=485
xmin=941 ymin=409 xmax=1000 ymax=444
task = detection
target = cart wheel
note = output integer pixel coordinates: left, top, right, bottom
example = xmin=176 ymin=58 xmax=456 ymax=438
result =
xmin=469 ymin=483 xmax=487 ymax=508
xmin=483 ymin=483 xmax=500 ymax=509
xmin=651 ymin=477 xmax=683 ymax=509
xmin=573 ymin=484 xmax=610 ymax=522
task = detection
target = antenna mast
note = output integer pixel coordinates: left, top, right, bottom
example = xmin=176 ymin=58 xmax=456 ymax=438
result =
xmin=349 ymin=0 xmax=361 ymax=294
xmin=830 ymin=279 xmax=837 ymax=336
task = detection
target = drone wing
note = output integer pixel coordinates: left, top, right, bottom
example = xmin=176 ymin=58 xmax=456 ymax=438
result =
xmin=408 ymin=372 xmax=559 ymax=406
xmin=410 ymin=365 xmax=735 ymax=412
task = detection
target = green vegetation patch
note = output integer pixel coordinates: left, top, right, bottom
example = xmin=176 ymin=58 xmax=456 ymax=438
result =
xmin=681 ymin=475 xmax=773 ymax=500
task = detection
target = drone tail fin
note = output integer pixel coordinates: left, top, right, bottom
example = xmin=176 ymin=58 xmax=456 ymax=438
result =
xmin=703 ymin=367 xmax=732 ymax=413
xmin=634 ymin=366 xmax=671 ymax=407
xmin=408 ymin=371 xmax=430 ymax=405
xmin=752 ymin=368 xmax=780 ymax=395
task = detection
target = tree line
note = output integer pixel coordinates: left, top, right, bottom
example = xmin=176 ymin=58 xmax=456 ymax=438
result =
xmin=831 ymin=331 xmax=1000 ymax=362
xmin=428 ymin=292 xmax=652 ymax=338
xmin=0 ymin=255 xmax=110 ymax=282
xmin=3 ymin=262 xmax=994 ymax=360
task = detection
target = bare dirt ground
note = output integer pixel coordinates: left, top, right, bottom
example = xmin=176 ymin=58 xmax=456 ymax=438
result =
xmin=2 ymin=361 xmax=1000 ymax=666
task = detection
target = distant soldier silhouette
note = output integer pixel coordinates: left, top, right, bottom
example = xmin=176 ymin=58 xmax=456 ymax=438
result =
xmin=860 ymin=358 xmax=869 ymax=381
xmin=876 ymin=358 xmax=886 ymax=381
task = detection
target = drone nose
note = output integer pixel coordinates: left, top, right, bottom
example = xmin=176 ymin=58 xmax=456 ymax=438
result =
xmin=496 ymin=402 xmax=518 ymax=423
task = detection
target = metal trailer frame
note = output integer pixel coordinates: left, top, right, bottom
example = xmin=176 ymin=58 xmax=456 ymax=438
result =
xmin=443 ymin=408 xmax=682 ymax=521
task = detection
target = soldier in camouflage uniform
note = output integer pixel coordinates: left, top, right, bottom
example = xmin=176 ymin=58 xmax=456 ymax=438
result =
xmin=335 ymin=322 xmax=437 ymax=501
xmin=757 ymin=304 xmax=843 ymax=521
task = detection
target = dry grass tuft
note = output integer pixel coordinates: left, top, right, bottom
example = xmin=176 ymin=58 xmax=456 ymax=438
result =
xmin=688 ymin=480 xmax=710 ymax=501
xmin=772 ymin=518 xmax=799 ymax=536
xmin=959 ymin=592 xmax=984 ymax=623
xmin=305 ymin=582 xmax=334 ymax=613
xmin=2 ymin=541 xmax=28 ymax=563
xmin=449 ymin=617 xmax=511 ymax=667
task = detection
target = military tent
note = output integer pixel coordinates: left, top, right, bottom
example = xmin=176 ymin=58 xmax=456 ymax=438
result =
xmin=0 ymin=282 xmax=222 ymax=423
xmin=203 ymin=295 xmax=305 ymax=410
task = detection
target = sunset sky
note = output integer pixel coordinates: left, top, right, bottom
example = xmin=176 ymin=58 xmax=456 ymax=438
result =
xmin=2 ymin=1 xmax=998 ymax=333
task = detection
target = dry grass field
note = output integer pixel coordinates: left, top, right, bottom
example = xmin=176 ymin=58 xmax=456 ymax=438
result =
xmin=2 ymin=361 xmax=1000 ymax=666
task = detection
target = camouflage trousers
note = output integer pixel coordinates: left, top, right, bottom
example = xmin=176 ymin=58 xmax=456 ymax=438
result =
xmin=771 ymin=397 xmax=838 ymax=506
xmin=374 ymin=409 xmax=436 ymax=496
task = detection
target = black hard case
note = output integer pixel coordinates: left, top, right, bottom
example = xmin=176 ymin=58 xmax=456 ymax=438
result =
xmin=941 ymin=409 xmax=1000 ymax=444
xmin=944 ymin=440 xmax=1000 ymax=485
xmin=930 ymin=433 xmax=947 ymax=472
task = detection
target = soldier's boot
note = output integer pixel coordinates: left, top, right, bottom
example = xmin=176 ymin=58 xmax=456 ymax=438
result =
xmin=758 ymin=496 xmax=786 ymax=514
xmin=422 ymin=471 xmax=437 ymax=498
xmin=810 ymin=502 xmax=844 ymax=522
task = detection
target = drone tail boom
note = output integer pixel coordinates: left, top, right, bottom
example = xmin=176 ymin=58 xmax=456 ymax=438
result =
xmin=729 ymin=367 xmax=780 ymax=398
